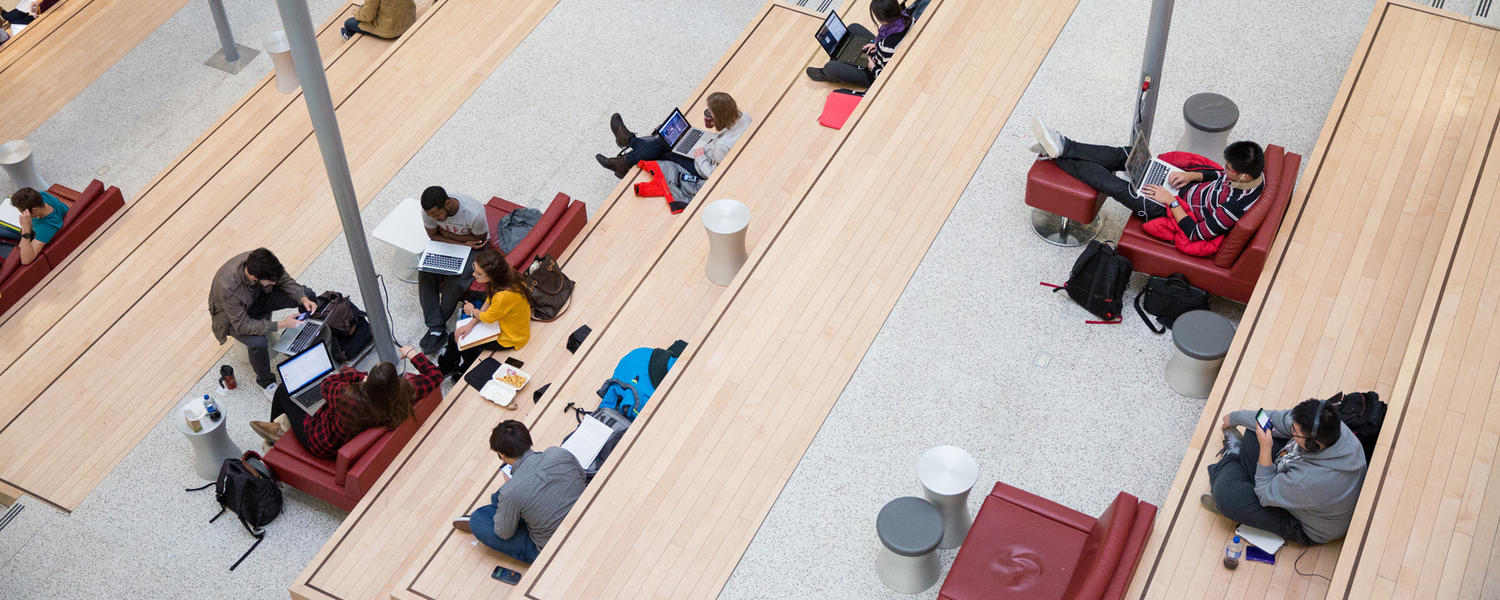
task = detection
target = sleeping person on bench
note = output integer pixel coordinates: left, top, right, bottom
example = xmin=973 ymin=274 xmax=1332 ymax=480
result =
xmin=451 ymin=420 xmax=587 ymax=564
xmin=1201 ymin=398 xmax=1368 ymax=546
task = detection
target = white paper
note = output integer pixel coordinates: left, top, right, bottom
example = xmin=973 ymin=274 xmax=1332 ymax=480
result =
xmin=1236 ymin=524 xmax=1285 ymax=554
xmin=456 ymin=316 xmax=501 ymax=348
xmin=560 ymin=416 xmax=613 ymax=468
xmin=0 ymin=198 xmax=20 ymax=232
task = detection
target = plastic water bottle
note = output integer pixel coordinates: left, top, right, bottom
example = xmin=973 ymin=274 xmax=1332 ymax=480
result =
xmin=202 ymin=394 xmax=222 ymax=422
xmin=1223 ymin=535 xmax=1244 ymax=569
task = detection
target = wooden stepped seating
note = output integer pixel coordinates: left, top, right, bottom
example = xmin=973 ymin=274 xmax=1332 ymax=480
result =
xmin=0 ymin=0 xmax=562 ymax=511
xmin=1129 ymin=2 xmax=1500 ymax=598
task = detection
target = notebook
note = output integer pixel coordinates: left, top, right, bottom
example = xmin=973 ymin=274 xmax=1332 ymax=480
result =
xmin=455 ymin=316 xmax=501 ymax=350
xmin=560 ymin=416 xmax=614 ymax=469
xmin=819 ymin=90 xmax=861 ymax=129
xmin=1235 ymin=524 xmax=1285 ymax=555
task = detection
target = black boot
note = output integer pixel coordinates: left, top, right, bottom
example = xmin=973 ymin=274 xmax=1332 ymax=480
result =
xmin=806 ymin=67 xmax=831 ymax=82
xmin=610 ymin=113 xmax=634 ymax=148
xmin=595 ymin=153 xmax=631 ymax=179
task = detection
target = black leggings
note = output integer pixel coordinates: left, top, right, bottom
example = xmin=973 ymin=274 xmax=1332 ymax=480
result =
xmin=269 ymin=386 xmax=315 ymax=448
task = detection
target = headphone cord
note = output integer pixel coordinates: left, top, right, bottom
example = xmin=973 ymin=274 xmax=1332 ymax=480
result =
xmin=1293 ymin=546 xmax=1332 ymax=582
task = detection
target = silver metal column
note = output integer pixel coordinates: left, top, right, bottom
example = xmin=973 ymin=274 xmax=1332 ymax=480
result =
xmin=1131 ymin=0 xmax=1175 ymax=144
xmin=274 ymin=0 xmax=399 ymax=366
xmin=204 ymin=0 xmax=258 ymax=74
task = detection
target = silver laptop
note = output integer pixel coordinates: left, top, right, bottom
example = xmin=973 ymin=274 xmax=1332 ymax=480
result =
xmin=1125 ymin=129 xmax=1185 ymax=197
xmin=417 ymin=239 xmax=471 ymax=276
xmin=656 ymin=109 xmax=709 ymax=160
xmin=276 ymin=340 xmax=336 ymax=415
xmin=815 ymin=11 xmax=876 ymax=68
xmin=272 ymin=317 xmax=325 ymax=356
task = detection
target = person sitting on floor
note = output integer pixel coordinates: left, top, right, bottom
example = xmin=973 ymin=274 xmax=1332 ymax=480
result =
xmin=248 ymin=344 xmax=442 ymax=457
xmin=341 ymin=0 xmax=415 ymax=41
xmin=439 ymin=249 xmax=530 ymax=379
xmin=5 ymin=187 xmax=67 ymax=265
xmin=451 ymin=419 xmax=587 ymax=564
xmin=595 ymin=92 xmax=752 ymax=190
xmin=1201 ymin=398 xmax=1368 ymax=546
xmin=209 ymin=248 xmax=319 ymax=399
xmin=417 ymin=185 xmax=490 ymax=356
xmin=3 ymin=0 xmax=58 ymax=26
xmin=805 ymin=0 xmax=913 ymax=87
xmin=1030 ymin=117 xmax=1266 ymax=242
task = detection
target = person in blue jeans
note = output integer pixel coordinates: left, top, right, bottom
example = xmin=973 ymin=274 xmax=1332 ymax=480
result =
xmin=451 ymin=420 xmax=587 ymax=563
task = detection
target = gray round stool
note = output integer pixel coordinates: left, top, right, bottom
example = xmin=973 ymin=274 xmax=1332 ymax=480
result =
xmin=918 ymin=445 xmax=978 ymax=548
xmin=1165 ymin=310 xmax=1236 ymax=399
xmin=875 ymin=496 xmax=944 ymax=594
xmin=0 ymin=140 xmax=48 ymax=191
xmin=1177 ymin=93 xmax=1239 ymax=160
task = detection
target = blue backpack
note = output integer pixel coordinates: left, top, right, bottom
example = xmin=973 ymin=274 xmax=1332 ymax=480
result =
xmin=596 ymin=340 xmax=687 ymax=419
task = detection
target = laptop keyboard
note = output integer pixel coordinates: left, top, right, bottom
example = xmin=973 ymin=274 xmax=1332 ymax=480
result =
xmin=837 ymin=39 xmax=869 ymax=64
xmin=421 ymin=252 xmax=464 ymax=273
xmin=675 ymin=129 xmax=703 ymax=154
xmin=288 ymin=322 xmax=323 ymax=353
xmin=1142 ymin=161 xmax=1171 ymax=188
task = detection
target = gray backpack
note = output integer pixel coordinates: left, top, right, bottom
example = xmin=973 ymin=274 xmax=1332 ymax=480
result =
xmin=560 ymin=405 xmax=632 ymax=482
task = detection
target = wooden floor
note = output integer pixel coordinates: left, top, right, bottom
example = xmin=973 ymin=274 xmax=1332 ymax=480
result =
xmin=289 ymin=0 xmax=1077 ymax=598
xmin=0 ymin=0 xmax=191 ymax=142
xmin=0 ymin=0 xmax=562 ymax=511
xmin=1130 ymin=2 xmax=1500 ymax=598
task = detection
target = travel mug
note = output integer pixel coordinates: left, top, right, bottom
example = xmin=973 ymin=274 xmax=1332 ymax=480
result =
xmin=219 ymin=365 xmax=237 ymax=390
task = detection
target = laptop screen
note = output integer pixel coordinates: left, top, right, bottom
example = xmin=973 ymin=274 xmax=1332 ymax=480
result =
xmin=816 ymin=11 xmax=847 ymax=56
xmin=277 ymin=341 xmax=335 ymax=395
xmin=659 ymin=109 xmax=691 ymax=146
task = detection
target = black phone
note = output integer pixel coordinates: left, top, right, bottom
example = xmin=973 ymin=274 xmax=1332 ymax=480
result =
xmin=492 ymin=566 xmax=522 ymax=585
xmin=504 ymin=356 xmax=525 ymax=369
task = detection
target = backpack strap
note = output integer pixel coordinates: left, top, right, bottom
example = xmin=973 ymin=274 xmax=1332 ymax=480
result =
xmin=228 ymin=529 xmax=265 ymax=571
xmin=647 ymin=340 xmax=689 ymax=387
xmin=564 ymin=401 xmax=588 ymax=424
xmin=185 ymin=482 xmax=215 ymax=492
xmin=1134 ymin=291 xmax=1166 ymax=334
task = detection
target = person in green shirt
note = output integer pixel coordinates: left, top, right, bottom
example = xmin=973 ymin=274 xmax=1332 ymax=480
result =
xmin=9 ymin=187 xmax=68 ymax=265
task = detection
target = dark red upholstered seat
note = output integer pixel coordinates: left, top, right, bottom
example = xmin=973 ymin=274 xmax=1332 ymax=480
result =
xmin=1025 ymin=158 xmax=1106 ymax=224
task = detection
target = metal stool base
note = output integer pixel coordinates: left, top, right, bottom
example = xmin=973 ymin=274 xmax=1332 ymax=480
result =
xmin=1030 ymin=208 xmax=1100 ymax=247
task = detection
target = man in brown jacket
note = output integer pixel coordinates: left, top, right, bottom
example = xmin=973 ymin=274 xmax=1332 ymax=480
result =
xmin=209 ymin=248 xmax=317 ymax=398
xmin=341 ymin=0 xmax=416 ymax=40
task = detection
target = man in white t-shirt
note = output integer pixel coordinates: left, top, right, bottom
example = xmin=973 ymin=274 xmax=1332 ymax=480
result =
xmin=418 ymin=185 xmax=490 ymax=355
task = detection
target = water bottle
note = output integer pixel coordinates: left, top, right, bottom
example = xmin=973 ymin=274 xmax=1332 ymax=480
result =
xmin=1223 ymin=534 xmax=1244 ymax=569
xmin=202 ymin=394 xmax=222 ymax=422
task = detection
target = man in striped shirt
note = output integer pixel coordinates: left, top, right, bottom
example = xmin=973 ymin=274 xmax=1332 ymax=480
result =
xmin=1031 ymin=117 xmax=1266 ymax=242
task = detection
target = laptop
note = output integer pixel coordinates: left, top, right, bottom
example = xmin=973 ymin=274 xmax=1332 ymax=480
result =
xmin=417 ymin=239 xmax=471 ymax=276
xmin=655 ymin=109 xmax=709 ymax=160
xmin=276 ymin=341 xmax=336 ymax=415
xmin=272 ymin=317 xmax=325 ymax=356
xmin=814 ymin=11 xmax=876 ymax=68
xmin=1124 ymin=129 xmax=1185 ymax=197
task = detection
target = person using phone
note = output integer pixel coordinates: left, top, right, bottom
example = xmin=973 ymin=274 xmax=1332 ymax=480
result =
xmin=805 ymin=0 xmax=913 ymax=87
xmin=450 ymin=420 xmax=587 ymax=563
xmin=208 ymin=248 xmax=319 ymax=399
xmin=1199 ymin=397 xmax=1368 ymax=546
xmin=594 ymin=92 xmax=752 ymax=185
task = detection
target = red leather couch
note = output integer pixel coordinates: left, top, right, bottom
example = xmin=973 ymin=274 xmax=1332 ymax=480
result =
xmin=938 ymin=482 xmax=1157 ymax=600
xmin=0 ymin=180 xmax=125 ymax=316
xmin=263 ymin=386 xmax=443 ymax=511
xmin=1116 ymin=145 xmax=1301 ymax=303
xmin=469 ymin=193 xmax=587 ymax=294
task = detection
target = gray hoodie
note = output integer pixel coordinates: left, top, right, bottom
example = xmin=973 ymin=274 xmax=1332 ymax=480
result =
xmin=1229 ymin=408 xmax=1368 ymax=544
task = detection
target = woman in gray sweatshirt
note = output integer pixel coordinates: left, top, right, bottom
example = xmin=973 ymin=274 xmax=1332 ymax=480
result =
xmin=1203 ymin=397 xmax=1368 ymax=545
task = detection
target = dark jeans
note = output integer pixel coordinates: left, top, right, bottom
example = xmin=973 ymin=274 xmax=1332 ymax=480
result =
xmin=231 ymin=285 xmax=314 ymax=388
xmin=1207 ymin=433 xmax=1316 ymax=546
xmin=623 ymin=134 xmax=699 ymax=177
xmin=1053 ymin=139 xmax=1167 ymax=220
xmin=268 ymin=385 xmax=314 ymax=448
xmin=3 ymin=9 xmax=34 ymax=25
xmin=418 ymin=258 xmax=474 ymax=330
xmin=342 ymin=17 xmax=398 ymax=39
xmin=470 ymin=489 xmax=541 ymax=563
xmin=819 ymin=24 xmax=877 ymax=87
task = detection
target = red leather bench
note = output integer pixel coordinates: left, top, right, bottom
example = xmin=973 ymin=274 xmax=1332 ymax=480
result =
xmin=469 ymin=192 xmax=587 ymax=293
xmin=263 ymin=386 xmax=443 ymax=511
xmin=0 ymin=180 xmax=125 ymax=316
xmin=1116 ymin=145 xmax=1301 ymax=303
xmin=938 ymin=482 xmax=1157 ymax=600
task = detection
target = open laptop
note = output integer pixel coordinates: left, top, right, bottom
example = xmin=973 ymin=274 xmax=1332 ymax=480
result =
xmin=417 ymin=239 xmax=471 ymax=276
xmin=1124 ymin=129 xmax=1185 ymax=197
xmin=814 ymin=11 xmax=876 ymax=68
xmin=276 ymin=341 xmax=336 ymax=415
xmin=655 ymin=109 xmax=709 ymax=160
xmin=272 ymin=316 xmax=325 ymax=356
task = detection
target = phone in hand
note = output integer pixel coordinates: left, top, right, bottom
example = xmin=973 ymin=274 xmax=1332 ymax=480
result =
xmin=492 ymin=566 xmax=522 ymax=585
xmin=1255 ymin=408 xmax=1273 ymax=431
xmin=296 ymin=311 xmax=311 ymax=321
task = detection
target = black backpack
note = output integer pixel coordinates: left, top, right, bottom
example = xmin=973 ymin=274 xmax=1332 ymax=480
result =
xmin=1046 ymin=241 xmax=1132 ymax=323
xmin=1133 ymin=274 xmax=1212 ymax=334
xmin=1326 ymin=391 xmax=1386 ymax=462
xmin=314 ymin=292 xmax=372 ymax=363
xmin=187 ymin=451 xmax=284 ymax=570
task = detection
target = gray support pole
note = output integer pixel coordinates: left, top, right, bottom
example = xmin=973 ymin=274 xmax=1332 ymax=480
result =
xmin=1132 ymin=0 xmax=1174 ymax=144
xmin=207 ymin=0 xmax=240 ymax=63
xmin=273 ymin=0 xmax=399 ymax=366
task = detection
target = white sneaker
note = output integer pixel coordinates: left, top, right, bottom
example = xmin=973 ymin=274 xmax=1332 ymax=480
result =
xmin=1025 ymin=141 xmax=1045 ymax=157
xmin=1031 ymin=116 xmax=1065 ymax=159
xmin=262 ymin=382 xmax=278 ymax=401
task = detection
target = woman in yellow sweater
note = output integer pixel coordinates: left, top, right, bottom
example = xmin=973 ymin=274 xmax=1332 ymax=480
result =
xmin=441 ymin=249 xmax=530 ymax=378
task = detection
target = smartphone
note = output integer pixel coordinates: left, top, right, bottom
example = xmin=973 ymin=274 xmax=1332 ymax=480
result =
xmin=500 ymin=463 xmax=513 ymax=478
xmin=296 ymin=310 xmax=312 ymax=321
xmin=1255 ymin=409 xmax=1273 ymax=431
xmin=492 ymin=566 xmax=522 ymax=585
xmin=504 ymin=356 xmax=525 ymax=369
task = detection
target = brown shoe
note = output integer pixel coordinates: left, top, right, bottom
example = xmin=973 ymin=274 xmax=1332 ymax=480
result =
xmin=595 ymin=153 xmax=631 ymax=179
xmin=610 ymin=113 xmax=634 ymax=148
xmin=451 ymin=516 xmax=472 ymax=533
xmin=250 ymin=420 xmax=284 ymax=444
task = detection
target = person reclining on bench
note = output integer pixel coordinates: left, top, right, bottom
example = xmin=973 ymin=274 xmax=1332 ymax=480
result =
xmin=417 ymin=185 xmax=490 ymax=356
xmin=1030 ymin=117 xmax=1266 ymax=242
xmin=209 ymin=248 xmax=318 ymax=399
xmin=805 ymin=0 xmax=913 ymax=87
xmin=3 ymin=187 xmax=67 ymax=264
xmin=451 ymin=420 xmax=588 ymax=564
xmin=595 ymin=92 xmax=752 ymax=189
xmin=1202 ymin=398 xmax=1368 ymax=546
xmin=247 ymin=343 xmax=442 ymax=457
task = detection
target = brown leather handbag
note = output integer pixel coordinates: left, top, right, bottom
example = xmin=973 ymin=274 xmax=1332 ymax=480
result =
xmin=524 ymin=255 xmax=574 ymax=321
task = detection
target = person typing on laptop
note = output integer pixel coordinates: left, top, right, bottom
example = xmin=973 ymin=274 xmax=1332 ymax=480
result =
xmin=248 ymin=344 xmax=442 ymax=457
xmin=418 ymin=185 xmax=490 ymax=356
xmin=209 ymin=248 xmax=318 ymax=399
xmin=805 ymin=0 xmax=912 ymax=87
xmin=594 ymin=92 xmax=752 ymax=185
xmin=1030 ymin=117 xmax=1266 ymax=242
xmin=450 ymin=420 xmax=587 ymax=564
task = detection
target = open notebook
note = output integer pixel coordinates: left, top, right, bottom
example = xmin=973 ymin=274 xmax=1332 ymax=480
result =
xmin=560 ymin=416 xmax=614 ymax=468
xmin=455 ymin=316 xmax=501 ymax=350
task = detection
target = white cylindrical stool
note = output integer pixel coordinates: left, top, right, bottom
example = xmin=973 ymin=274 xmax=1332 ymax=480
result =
xmin=0 ymin=140 xmax=47 ymax=191
xmin=918 ymin=445 xmax=979 ymax=548
xmin=175 ymin=397 xmax=243 ymax=480
xmin=1177 ymin=93 xmax=1239 ymax=160
xmin=701 ymin=198 xmax=750 ymax=286
xmin=265 ymin=30 xmax=301 ymax=93
xmin=875 ymin=496 xmax=944 ymax=594
xmin=1165 ymin=310 xmax=1235 ymax=399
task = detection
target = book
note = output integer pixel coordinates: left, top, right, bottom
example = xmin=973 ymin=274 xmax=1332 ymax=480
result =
xmin=1235 ymin=524 xmax=1285 ymax=555
xmin=0 ymin=198 xmax=21 ymax=233
xmin=455 ymin=316 xmax=501 ymax=350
